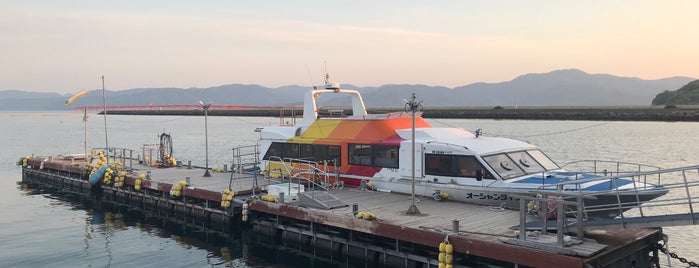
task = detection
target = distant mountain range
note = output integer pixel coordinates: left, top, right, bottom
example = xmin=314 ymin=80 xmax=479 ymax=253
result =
xmin=0 ymin=69 xmax=694 ymax=111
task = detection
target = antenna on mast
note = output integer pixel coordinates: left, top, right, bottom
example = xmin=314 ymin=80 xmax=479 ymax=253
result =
xmin=305 ymin=64 xmax=317 ymax=90
xmin=324 ymin=61 xmax=329 ymax=85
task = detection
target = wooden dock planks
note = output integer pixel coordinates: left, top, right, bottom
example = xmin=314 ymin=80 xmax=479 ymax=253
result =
xmin=329 ymin=188 xmax=521 ymax=241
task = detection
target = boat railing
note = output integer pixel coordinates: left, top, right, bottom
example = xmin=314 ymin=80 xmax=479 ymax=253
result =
xmin=560 ymin=160 xmax=663 ymax=184
xmin=535 ymin=165 xmax=699 ymax=228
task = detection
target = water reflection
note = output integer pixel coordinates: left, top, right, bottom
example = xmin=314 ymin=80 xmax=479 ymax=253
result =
xmin=18 ymin=180 xmax=396 ymax=268
xmin=19 ymin=181 xmax=250 ymax=267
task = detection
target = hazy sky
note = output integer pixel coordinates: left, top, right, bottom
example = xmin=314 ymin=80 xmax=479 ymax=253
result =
xmin=2 ymin=1 xmax=697 ymax=94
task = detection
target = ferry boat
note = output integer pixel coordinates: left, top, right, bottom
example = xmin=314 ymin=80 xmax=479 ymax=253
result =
xmin=257 ymin=81 xmax=669 ymax=219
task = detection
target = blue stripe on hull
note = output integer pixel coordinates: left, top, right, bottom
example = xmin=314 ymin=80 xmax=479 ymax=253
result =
xmin=581 ymin=179 xmax=634 ymax=191
xmin=509 ymin=173 xmax=634 ymax=191
xmin=511 ymin=173 xmax=598 ymax=185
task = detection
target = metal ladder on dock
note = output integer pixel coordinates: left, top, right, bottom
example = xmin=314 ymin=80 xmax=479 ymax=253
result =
xmin=266 ymin=156 xmax=347 ymax=209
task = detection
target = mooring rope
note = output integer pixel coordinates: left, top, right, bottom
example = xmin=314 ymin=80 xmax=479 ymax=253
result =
xmin=430 ymin=119 xmax=612 ymax=139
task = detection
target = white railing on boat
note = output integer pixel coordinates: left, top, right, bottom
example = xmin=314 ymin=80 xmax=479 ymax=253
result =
xmin=508 ymin=165 xmax=699 ymax=253
xmin=525 ymin=165 xmax=699 ymax=230
xmin=560 ymin=160 xmax=663 ymax=184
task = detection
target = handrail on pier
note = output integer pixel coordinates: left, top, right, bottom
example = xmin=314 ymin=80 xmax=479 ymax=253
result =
xmin=265 ymin=156 xmax=338 ymax=197
xmin=231 ymin=144 xmax=260 ymax=174
xmin=92 ymin=147 xmax=136 ymax=170
xmin=512 ymin=189 xmax=591 ymax=247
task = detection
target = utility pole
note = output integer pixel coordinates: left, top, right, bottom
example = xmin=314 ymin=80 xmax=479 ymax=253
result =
xmin=83 ymin=107 xmax=88 ymax=158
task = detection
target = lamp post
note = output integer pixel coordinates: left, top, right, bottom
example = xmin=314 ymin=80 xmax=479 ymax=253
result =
xmin=101 ymin=75 xmax=109 ymax=164
xmin=200 ymin=101 xmax=212 ymax=177
xmin=83 ymin=107 xmax=88 ymax=158
xmin=405 ymin=93 xmax=422 ymax=215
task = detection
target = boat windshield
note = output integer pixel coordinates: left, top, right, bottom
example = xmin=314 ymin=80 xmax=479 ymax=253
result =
xmin=482 ymin=149 xmax=560 ymax=180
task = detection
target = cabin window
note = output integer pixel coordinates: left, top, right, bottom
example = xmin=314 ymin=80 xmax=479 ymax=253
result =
xmin=455 ymin=156 xmax=492 ymax=178
xmin=508 ymin=151 xmax=545 ymax=173
xmin=425 ymin=154 xmax=452 ymax=176
xmin=328 ymin=145 xmax=341 ymax=165
xmin=483 ymin=150 xmax=560 ymax=179
xmin=263 ymin=142 xmax=286 ymax=160
xmin=349 ymin=144 xmax=372 ymax=165
xmin=527 ymin=149 xmax=559 ymax=170
xmin=373 ymin=145 xmax=399 ymax=168
xmin=265 ymin=142 xmax=341 ymax=164
xmin=425 ymin=154 xmax=492 ymax=179
xmin=262 ymin=142 xmax=299 ymax=160
xmin=281 ymin=143 xmax=299 ymax=159
xmin=483 ymin=153 xmax=524 ymax=179
xmin=348 ymin=144 xmax=399 ymax=168
xmin=299 ymin=144 xmax=341 ymax=165
xmin=300 ymin=144 xmax=319 ymax=160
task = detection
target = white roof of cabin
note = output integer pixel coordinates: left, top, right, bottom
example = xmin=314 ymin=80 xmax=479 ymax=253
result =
xmin=260 ymin=126 xmax=299 ymax=140
xmin=396 ymin=127 xmax=536 ymax=155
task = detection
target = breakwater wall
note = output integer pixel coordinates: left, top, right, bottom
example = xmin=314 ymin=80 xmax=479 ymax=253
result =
xmin=104 ymin=107 xmax=699 ymax=121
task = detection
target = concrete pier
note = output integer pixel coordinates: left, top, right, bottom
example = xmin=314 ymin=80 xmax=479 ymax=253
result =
xmin=103 ymin=106 xmax=699 ymax=122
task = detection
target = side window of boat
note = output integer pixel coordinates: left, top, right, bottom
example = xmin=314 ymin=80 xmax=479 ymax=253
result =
xmin=425 ymin=154 xmax=495 ymax=179
xmin=328 ymin=145 xmax=341 ymax=165
xmin=298 ymin=144 xmax=342 ymax=165
xmin=373 ymin=145 xmax=399 ymax=168
xmin=282 ymin=143 xmax=300 ymax=159
xmin=455 ymin=156 xmax=494 ymax=179
xmin=300 ymin=144 xmax=329 ymax=161
xmin=263 ymin=142 xmax=285 ymax=160
xmin=349 ymin=144 xmax=372 ymax=165
xmin=424 ymin=154 xmax=453 ymax=176
xmin=348 ymin=144 xmax=399 ymax=168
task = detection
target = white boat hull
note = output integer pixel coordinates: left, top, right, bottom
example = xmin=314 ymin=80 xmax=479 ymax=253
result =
xmin=369 ymin=178 xmax=669 ymax=219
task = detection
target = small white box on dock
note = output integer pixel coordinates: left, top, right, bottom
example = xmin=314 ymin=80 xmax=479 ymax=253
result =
xmin=267 ymin=183 xmax=304 ymax=202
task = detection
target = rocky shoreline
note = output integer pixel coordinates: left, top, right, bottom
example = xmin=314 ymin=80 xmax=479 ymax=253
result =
xmin=104 ymin=107 xmax=699 ymax=122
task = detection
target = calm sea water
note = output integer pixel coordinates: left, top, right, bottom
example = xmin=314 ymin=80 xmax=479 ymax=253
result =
xmin=1 ymin=112 xmax=698 ymax=267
